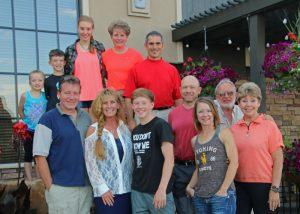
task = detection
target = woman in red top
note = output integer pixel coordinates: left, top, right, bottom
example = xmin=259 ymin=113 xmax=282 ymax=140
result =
xmin=65 ymin=15 xmax=105 ymax=113
xmin=231 ymin=82 xmax=283 ymax=214
xmin=102 ymin=20 xmax=143 ymax=94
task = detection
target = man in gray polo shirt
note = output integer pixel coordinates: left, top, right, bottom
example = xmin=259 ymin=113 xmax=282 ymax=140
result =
xmin=33 ymin=76 xmax=92 ymax=214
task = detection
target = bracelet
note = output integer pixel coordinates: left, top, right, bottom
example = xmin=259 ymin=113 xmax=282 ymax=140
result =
xmin=270 ymin=185 xmax=279 ymax=193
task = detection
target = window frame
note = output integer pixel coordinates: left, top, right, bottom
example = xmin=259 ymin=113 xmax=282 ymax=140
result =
xmin=0 ymin=0 xmax=80 ymax=119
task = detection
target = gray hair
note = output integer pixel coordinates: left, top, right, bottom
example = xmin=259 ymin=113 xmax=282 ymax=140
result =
xmin=145 ymin=31 xmax=163 ymax=43
xmin=215 ymin=78 xmax=236 ymax=95
xmin=237 ymin=82 xmax=262 ymax=102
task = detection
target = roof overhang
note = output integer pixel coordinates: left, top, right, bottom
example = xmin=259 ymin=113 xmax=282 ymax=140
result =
xmin=172 ymin=0 xmax=298 ymax=42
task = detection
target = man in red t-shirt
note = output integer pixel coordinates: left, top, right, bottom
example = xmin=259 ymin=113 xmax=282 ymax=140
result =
xmin=123 ymin=31 xmax=182 ymax=129
xmin=168 ymin=75 xmax=201 ymax=214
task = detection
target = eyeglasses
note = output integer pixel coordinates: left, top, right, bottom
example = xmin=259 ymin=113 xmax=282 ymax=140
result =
xmin=217 ymin=91 xmax=235 ymax=97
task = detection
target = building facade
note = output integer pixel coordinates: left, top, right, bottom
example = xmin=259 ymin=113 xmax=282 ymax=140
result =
xmin=0 ymin=0 xmax=183 ymax=163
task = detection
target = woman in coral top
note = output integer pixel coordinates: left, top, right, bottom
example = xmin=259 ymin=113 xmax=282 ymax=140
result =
xmin=102 ymin=20 xmax=143 ymax=94
xmin=65 ymin=15 xmax=105 ymax=112
xmin=231 ymin=82 xmax=284 ymax=214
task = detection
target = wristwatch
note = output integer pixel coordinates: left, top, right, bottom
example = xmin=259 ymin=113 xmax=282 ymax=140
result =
xmin=270 ymin=185 xmax=280 ymax=193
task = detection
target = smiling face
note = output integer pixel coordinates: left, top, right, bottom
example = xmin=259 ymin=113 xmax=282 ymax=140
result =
xmin=78 ymin=21 xmax=94 ymax=42
xmin=196 ymin=102 xmax=215 ymax=127
xmin=49 ymin=56 xmax=65 ymax=73
xmin=215 ymin=82 xmax=237 ymax=109
xmin=238 ymin=95 xmax=260 ymax=119
xmin=102 ymin=95 xmax=119 ymax=118
xmin=132 ymin=96 xmax=154 ymax=121
xmin=29 ymin=73 xmax=44 ymax=91
xmin=58 ymin=83 xmax=80 ymax=112
xmin=145 ymin=35 xmax=163 ymax=60
xmin=111 ymin=27 xmax=128 ymax=49
xmin=181 ymin=76 xmax=201 ymax=105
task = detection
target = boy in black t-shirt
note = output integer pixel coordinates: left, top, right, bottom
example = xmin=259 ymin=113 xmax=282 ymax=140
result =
xmin=44 ymin=49 xmax=65 ymax=111
xmin=131 ymin=88 xmax=175 ymax=214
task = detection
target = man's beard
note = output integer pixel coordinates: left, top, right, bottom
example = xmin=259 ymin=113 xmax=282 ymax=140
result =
xmin=220 ymin=100 xmax=235 ymax=110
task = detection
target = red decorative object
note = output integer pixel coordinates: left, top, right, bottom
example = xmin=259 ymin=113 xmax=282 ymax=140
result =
xmin=11 ymin=121 xmax=31 ymax=184
xmin=12 ymin=121 xmax=31 ymax=142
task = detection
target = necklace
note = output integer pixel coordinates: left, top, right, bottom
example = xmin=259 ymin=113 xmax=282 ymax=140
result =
xmin=78 ymin=42 xmax=89 ymax=51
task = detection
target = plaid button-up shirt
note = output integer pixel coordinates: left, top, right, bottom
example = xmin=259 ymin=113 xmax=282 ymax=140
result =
xmin=64 ymin=39 xmax=106 ymax=87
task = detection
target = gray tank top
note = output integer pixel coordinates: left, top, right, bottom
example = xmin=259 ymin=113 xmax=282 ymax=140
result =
xmin=194 ymin=126 xmax=231 ymax=198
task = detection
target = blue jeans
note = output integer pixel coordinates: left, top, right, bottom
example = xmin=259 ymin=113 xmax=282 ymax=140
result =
xmin=193 ymin=190 xmax=236 ymax=214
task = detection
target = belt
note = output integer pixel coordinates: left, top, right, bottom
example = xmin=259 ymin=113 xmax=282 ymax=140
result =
xmin=175 ymin=159 xmax=195 ymax=166
xmin=154 ymin=106 xmax=172 ymax=110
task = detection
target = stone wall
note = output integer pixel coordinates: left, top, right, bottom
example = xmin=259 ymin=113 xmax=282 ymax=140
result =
xmin=266 ymin=90 xmax=300 ymax=142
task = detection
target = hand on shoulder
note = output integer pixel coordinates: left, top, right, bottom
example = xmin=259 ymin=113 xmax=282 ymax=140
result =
xmin=263 ymin=114 xmax=275 ymax=122
xmin=86 ymin=125 xmax=96 ymax=138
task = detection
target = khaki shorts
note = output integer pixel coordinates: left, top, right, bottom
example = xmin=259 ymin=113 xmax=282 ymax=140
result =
xmin=45 ymin=184 xmax=92 ymax=214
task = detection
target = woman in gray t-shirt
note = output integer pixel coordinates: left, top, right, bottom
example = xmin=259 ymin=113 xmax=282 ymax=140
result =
xmin=186 ymin=97 xmax=238 ymax=214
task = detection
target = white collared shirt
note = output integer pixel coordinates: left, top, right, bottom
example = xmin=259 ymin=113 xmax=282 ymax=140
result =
xmin=214 ymin=100 xmax=244 ymax=129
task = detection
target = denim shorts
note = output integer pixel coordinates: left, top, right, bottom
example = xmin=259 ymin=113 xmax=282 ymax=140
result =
xmin=192 ymin=189 xmax=236 ymax=214
xmin=131 ymin=190 xmax=175 ymax=214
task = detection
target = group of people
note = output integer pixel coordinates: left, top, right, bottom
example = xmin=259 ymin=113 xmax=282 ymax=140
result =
xmin=17 ymin=15 xmax=284 ymax=214
xmin=169 ymin=77 xmax=283 ymax=214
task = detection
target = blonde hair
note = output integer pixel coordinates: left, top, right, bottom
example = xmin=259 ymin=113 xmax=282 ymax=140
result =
xmin=77 ymin=15 xmax=95 ymax=53
xmin=91 ymin=89 xmax=125 ymax=160
xmin=28 ymin=70 xmax=45 ymax=82
xmin=193 ymin=97 xmax=220 ymax=132
xmin=237 ymin=82 xmax=262 ymax=103
xmin=108 ymin=20 xmax=131 ymax=36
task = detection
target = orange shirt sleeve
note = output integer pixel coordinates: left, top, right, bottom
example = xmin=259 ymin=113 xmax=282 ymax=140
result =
xmin=267 ymin=121 xmax=284 ymax=154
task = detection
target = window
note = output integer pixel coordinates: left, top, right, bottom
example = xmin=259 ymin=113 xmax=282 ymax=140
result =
xmin=0 ymin=0 xmax=80 ymax=163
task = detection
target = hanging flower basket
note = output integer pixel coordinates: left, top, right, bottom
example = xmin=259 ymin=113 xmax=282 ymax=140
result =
xmin=263 ymin=42 xmax=300 ymax=93
xmin=263 ymin=9 xmax=300 ymax=93
xmin=181 ymin=57 xmax=239 ymax=96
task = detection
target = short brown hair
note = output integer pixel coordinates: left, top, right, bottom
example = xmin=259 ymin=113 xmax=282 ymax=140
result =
xmin=193 ymin=97 xmax=220 ymax=132
xmin=49 ymin=49 xmax=65 ymax=60
xmin=132 ymin=88 xmax=154 ymax=102
xmin=237 ymin=82 xmax=262 ymax=103
xmin=58 ymin=75 xmax=81 ymax=92
xmin=108 ymin=20 xmax=131 ymax=36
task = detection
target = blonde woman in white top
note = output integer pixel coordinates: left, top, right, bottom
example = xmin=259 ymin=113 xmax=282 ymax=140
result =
xmin=85 ymin=88 xmax=132 ymax=214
